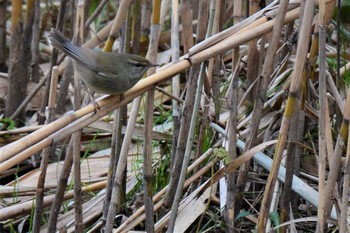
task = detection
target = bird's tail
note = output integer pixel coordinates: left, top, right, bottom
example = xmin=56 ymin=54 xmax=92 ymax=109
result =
xmin=48 ymin=28 xmax=87 ymax=65
xmin=48 ymin=28 xmax=71 ymax=52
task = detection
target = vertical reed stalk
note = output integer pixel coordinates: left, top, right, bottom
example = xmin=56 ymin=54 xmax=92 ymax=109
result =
xmin=257 ymin=0 xmax=315 ymax=231
xmin=72 ymin=2 xmax=85 ymax=232
xmin=32 ymin=66 xmax=59 ymax=233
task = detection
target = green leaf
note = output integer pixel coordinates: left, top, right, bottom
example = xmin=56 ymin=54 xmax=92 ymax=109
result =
xmin=235 ymin=211 xmax=251 ymax=221
xmin=269 ymin=211 xmax=280 ymax=233
xmin=0 ymin=118 xmax=16 ymax=130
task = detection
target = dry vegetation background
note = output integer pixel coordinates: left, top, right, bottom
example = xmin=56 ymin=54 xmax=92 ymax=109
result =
xmin=0 ymin=0 xmax=349 ymax=232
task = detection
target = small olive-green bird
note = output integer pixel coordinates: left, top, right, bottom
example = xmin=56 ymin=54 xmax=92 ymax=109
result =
xmin=48 ymin=28 xmax=155 ymax=95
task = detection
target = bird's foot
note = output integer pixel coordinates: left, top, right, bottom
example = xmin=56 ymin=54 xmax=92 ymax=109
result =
xmin=91 ymin=100 xmax=101 ymax=114
xmin=119 ymin=93 xmax=125 ymax=101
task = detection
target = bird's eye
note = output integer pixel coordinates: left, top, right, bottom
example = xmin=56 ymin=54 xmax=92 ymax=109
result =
xmin=135 ymin=63 xmax=143 ymax=67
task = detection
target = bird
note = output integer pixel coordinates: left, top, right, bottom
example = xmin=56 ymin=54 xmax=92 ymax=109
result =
xmin=47 ymin=28 xmax=156 ymax=95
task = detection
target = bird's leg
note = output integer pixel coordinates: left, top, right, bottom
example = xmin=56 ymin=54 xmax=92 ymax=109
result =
xmin=88 ymin=90 xmax=101 ymax=113
xmin=119 ymin=93 xmax=125 ymax=102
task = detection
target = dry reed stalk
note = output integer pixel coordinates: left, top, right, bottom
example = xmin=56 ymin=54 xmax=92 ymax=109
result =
xmin=318 ymin=59 xmax=350 ymax=232
xmin=189 ymin=0 xmax=278 ymax=55
xmin=0 ymin=1 xmax=6 ymax=71
xmin=327 ymin=72 xmax=345 ymax=113
xmin=143 ymin=88 xmax=155 ymax=233
xmin=163 ymin=1 xmax=200 ymax=211
xmin=103 ymin=0 xmax=133 ymax=51
xmin=102 ymin=12 xmax=136 ymax=232
xmin=102 ymin=107 xmax=122 ymax=224
xmin=257 ymin=1 xmax=315 ymax=231
xmin=190 ymin=0 xmax=210 ymax=192
xmin=170 ymin=0 xmax=181 ymax=174
xmin=246 ymin=0 xmax=261 ymax=102
xmin=104 ymin=97 xmax=144 ymax=231
xmin=189 ymin=7 xmax=300 ymax=64
xmin=142 ymin=0 xmax=161 ymax=231
xmin=181 ymin=0 xmax=194 ymax=53
xmin=236 ymin=0 xmax=290 ymax=231
xmin=341 ymin=131 xmax=350 ymax=233
xmin=122 ymin=155 xmax=221 ymax=233
xmin=102 ymin=3 xmax=138 ymax=227
xmin=131 ymin=0 xmax=141 ymax=54
xmin=38 ymin=0 xmax=68 ymax=124
xmin=47 ymin=141 xmax=74 ymax=232
xmin=316 ymin=1 xmax=328 ymax=232
xmin=0 ymin=180 xmax=107 ymax=221
xmin=225 ymin=69 xmax=239 ymax=229
xmin=71 ymin=3 xmax=85 ymax=232
xmin=32 ymin=66 xmax=59 ymax=233
xmin=6 ymin=0 xmax=24 ymax=122
xmin=186 ymin=140 xmax=278 ymax=206
xmin=224 ymin=0 xmax=241 ymax=230
xmin=166 ymin=63 xmax=202 ymax=230
xmin=0 ymin=61 xmax=189 ymax=172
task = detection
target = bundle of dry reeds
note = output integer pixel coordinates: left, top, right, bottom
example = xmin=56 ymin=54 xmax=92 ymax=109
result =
xmin=1 ymin=0 xmax=348 ymax=232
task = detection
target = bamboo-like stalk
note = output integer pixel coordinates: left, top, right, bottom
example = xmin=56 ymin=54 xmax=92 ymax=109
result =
xmin=102 ymin=107 xmax=122 ymax=224
xmin=47 ymin=142 xmax=74 ymax=232
xmin=225 ymin=66 xmax=239 ymax=231
xmin=181 ymin=0 xmax=194 ymax=53
xmin=38 ymin=0 xmax=69 ymax=124
xmin=317 ymin=23 xmax=350 ymax=231
xmin=6 ymin=0 xmax=27 ymax=123
xmin=257 ymin=1 xmax=316 ymax=231
xmin=163 ymin=0 xmax=198 ymax=211
xmin=143 ymin=89 xmax=155 ymax=233
xmin=72 ymin=2 xmax=85 ymax=232
xmin=30 ymin=0 xmax=40 ymax=83
xmin=340 ymin=129 xmax=350 ymax=233
xmin=224 ymin=0 xmax=240 ymax=230
xmin=169 ymin=56 xmax=209 ymax=231
xmin=103 ymin=0 xmax=133 ymax=51
xmin=131 ymin=0 xmax=141 ymax=54
xmin=0 ymin=180 xmax=107 ymax=222
xmin=167 ymin=62 xmax=203 ymax=231
xmin=32 ymin=66 xmax=59 ymax=233
xmin=316 ymin=0 xmax=328 ymax=232
xmin=246 ymin=0 xmax=260 ymax=102
xmin=190 ymin=0 xmax=210 ymax=192
xmin=170 ymin=0 xmax=181 ymax=174
xmin=104 ymin=98 xmax=144 ymax=232
xmin=142 ymin=0 xmax=161 ymax=231
xmin=0 ymin=0 xmax=6 ymax=71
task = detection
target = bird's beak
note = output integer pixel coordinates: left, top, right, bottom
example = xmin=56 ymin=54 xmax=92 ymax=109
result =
xmin=149 ymin=62 xmax=159 ymax=67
